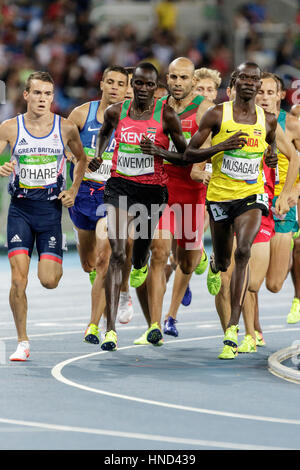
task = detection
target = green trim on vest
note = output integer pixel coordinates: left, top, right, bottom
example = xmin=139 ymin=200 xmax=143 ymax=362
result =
xmin=178 ymin=95 xmax=204 ymax=116
xmin=120 ymin=99 xmax=131 ymax=120
xmin=153 ymin=99 xmax=163 ymax=123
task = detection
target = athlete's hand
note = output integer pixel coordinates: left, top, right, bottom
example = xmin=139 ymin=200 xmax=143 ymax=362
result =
xmin=88 ymin=156 xmax=103 ymax=172
xmin=275 ymin=192 xmax=290 ymax=216
xmin=140 ymin=135 xmax=160 ymax=156
xmin=218 ymin=132 xmax=248 ymax=152
xmin=287 ymin=187 xmax=300 ymax=208
xmin=58 ymin=188 xmax=77 ymax=208
xmin=200 ymin=171 xmax=211 ymax=186
xmin=0 ymin=160 xmax=16 ymax=177
xmin=264 ymin=145 xmax=278 ymax=168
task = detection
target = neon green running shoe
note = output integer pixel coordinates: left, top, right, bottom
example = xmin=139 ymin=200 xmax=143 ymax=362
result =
xmin=293 ymin=228 xmax=300 ymax=240
xmin=255 ymin=330 xmax=266 ymax=347
xmin=134 ymin=330 xmax=163 ymax=346
xmin=89 ymin=269 xmax=97 ymax=286
xmin=146 ymin=322 xmax=163 ymax=345
xmin=207 ymin=264 xmax=221 ymax=295
xmin=238 ymin=334 xmax=257 ymax=353
xmin=130 ymin=265 xmax=148 ymax=288
xmin=287 ymin=298 xmax=300 ymax=324
xmin=84 ymin=323 xmax=100 ymax=344
xmin=223 ymin=324 xmax=239 ymax=347
xmin=195 ymin=248 xmax=208 ymax=275
xmin=218 ymin=344 xmax=238 ymax=360
xmin=101 ymin=330 xmax=117 ymax=351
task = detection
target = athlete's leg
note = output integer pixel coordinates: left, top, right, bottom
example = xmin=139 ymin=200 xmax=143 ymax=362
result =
xmin=228 ymin=209 xmax=261 ymax=327
xmin=105 ymin=205 xmax=132 ymax=333
xmin=9 ymin=254 xmax=30 ymax=342
xmin=38 ymin=259 xmax=62 ymax=289
xmin=164 ymin=247 xmax=202 ymax=321
xmin=242 ymin=242 xmax=270 ymax=340
xmin=75 ymin=227 xmax=97 ymax=273
xmin=215 ymin=238 xmax=236 ymax=332
xmin=147 ymin=231 xmax=172 ymax=326
xmin=266 ymin=232 xmax=292 ymax=293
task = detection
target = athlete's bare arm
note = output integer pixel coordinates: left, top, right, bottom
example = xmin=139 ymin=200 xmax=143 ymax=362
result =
xmin=190 ymin=98 xmax=214 ymax=180
xmin=67 ymin=103 xmax=90 ymax=163
xmin=58 ymin=119 xmax=87 ymax=207
xmin=195 ymin=98 xmax=214 ymax=126
xmin=291 ymin=104 xmax=300 ymax=119
xmin=0 ymin=118 xmax=18 ymax=176
xmin=139 ymin=104 xmax=187 ymax=165
xmin=88 ymin=103 xmax=121 ymax=172
xmin=183 ymin=105 xmax=248 ymax=163
xmin=286 ymin=113 xmax=300 ymax=152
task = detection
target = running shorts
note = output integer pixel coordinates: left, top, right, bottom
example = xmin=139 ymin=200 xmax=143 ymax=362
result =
xmin=272 ymin=196 xmax=299 ymax=234
xmin=206 ymin=193 xmax=269 ymax=224
xmin=7 ymin=197 xmax=63 ymax=263
xmin=68 ymin=183 xmax=106 ymax=231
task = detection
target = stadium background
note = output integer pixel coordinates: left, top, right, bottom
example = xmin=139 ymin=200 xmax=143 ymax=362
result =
xmin=0 ymin=0 xmax=299 ymax=247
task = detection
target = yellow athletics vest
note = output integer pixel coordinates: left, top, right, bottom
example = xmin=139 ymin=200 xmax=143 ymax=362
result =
xmin=207 ymin=101 xmax=268 ymax=202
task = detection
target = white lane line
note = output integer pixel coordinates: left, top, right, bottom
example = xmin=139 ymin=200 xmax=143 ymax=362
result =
xmin=51 ymin=331 xmax=300 ymax=427
xmin=0 ymin=417 xmax=290 ymax=450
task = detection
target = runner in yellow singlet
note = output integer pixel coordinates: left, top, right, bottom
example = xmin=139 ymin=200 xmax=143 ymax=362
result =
xmin=183 ymin=62 xmax=299 ymax=360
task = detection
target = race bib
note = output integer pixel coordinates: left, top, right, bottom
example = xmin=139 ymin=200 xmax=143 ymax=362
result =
xmin=205 ymin=163 xmax=212 ymax=173
xmin=256 ymin=192 xmax=269 ymax=209
xmin=221 ymin=151 xmax=261 ymax=181
xmin=19 ymin=154 xmax=57 ymax=188
xmin=116 ymin=143 xmax=154 ymax=176
xmin=83 ymin=148 xmax=112 ymax=183
xmin=209 ymin=203 xmax=228 ymax=222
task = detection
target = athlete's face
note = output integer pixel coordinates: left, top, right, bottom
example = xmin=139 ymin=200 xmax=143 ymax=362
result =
xmin=100 ymin=71 xmax=128 ymax=105
xmin=132 ymin=68 xmax=157 ymax=105
xmin=167 ymin=63 xmax=195 ymax=101
xmin=196 ymin=78 xmax=218 ymax=102
xmin=256 ymin=78 xmax=280 ymax=114
xmin=235 ymin=66 xmax=261 ymax=101
xmin=125 ymin=74 xmax=134 ymax=100
xmin=23 ymin=79 xmax=54 ymax=114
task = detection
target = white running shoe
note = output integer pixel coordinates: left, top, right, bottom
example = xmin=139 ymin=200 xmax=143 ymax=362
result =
xmin=9 ymin=341 xmax=30 ymax=362
xmin=117 ymin=291 xmax=134 ymax=324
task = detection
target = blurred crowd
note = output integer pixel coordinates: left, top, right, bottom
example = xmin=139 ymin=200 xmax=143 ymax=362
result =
xmin=0 ymin=0 xmax=300 ymax=121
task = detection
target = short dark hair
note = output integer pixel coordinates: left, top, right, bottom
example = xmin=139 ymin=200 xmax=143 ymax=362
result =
xmin=236 ymin=61 xmax=262 ymax=76
xmin=133 ymin=62 xmax=159 ymax=82
xmin=261 ymin=71 xmax=279 ymax=91
xmin=102 ymin=65 xmax=129 ymax=84
xmin=25 ymin=71 xmax=54 ymax=92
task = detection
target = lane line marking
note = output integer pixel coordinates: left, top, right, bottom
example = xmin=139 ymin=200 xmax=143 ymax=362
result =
xmin=0 ymin=417 xmax=287 ymax=450
xmin=51 ymin=331 xmax=300 ymax=427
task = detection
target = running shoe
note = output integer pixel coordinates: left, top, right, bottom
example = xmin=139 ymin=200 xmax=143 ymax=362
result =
xmin=117 ymin=291 xmax=134 ymax=324
xmin=238 ymin=334 xmax=257 ymax=353
xmin=195 ymin=248 xmax=208 ymax=275
xmin=134 ymin=331 xmax=164 ymax=346
xmin=163 ymin=317 xmax=178 ymax=337
xmin=218 ymin=344 xmax=238 ymax=360
xmin=130 ymin=265 xmax=148 ymax=288
xmin=207 ymin=263 xmax=221 ymax=296
xmin=84 ymin=323 xmax=100 ymax=344
xmin=146 ymin=322 xmax=163 ymax=345
xmin=287 ymin=298 xmax=300 ymax=324
xmin=89 ymin=269 xmax=97 ymax=286
xmin=181 ymin=284 xmax=192 ymax=306
xmin=223 ymin=324 xmax=239 ymax=347
xmin=101 ymin=330 xmax=117 ymax=351
xmin=255 ymin=330 xmax=266 ymax=347
xmin=9 ymin=341 xmax=30 ymax=362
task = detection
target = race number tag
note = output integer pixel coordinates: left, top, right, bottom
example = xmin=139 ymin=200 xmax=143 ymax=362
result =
xmin=209 ymin=203 xmax=228 ymax=222
xmin=256 ymin=193 xmax=268 ymax=209
xmin=84 ymin=148 xmax=112 ymax=182
xmin=19 ymin=154 xmax=57 ymax=188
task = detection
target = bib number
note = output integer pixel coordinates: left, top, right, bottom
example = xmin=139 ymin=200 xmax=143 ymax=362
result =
xmin=256 ymin=193 xmax=268 ymax=209
xmin=19 ymin=155 xmax=57 ymax=188
xmin=221 ymin=152 xmax=261 ymax=181
xmin=116 ymin=152 xmax=154 ymax=176
xmin=209 ymin=203 xmax=228 ymax=222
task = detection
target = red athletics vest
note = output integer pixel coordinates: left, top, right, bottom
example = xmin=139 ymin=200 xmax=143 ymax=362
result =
xmin=161 ymin=94 xmax=205 ymax=191
xmin=111 ymin=99 xmax=169 ymax=186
